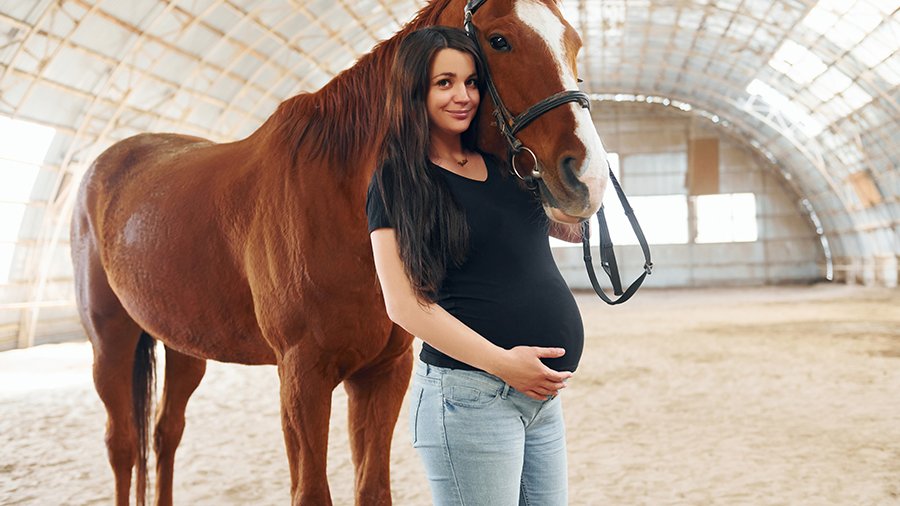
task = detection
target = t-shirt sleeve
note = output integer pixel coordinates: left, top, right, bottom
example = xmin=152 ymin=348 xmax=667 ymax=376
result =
xmin=366 ymin=169 xmax=393 ymax=232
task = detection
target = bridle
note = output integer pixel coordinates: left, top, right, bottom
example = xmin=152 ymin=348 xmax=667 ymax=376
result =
xmin=463 ymin=0 xmax=590 ymax=182
xmin=462 ymin=0 xmax=652 ymax=305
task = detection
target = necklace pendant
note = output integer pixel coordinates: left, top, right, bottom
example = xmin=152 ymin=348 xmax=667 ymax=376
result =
xmin=457 ymin=158 xmax=468 ymax=167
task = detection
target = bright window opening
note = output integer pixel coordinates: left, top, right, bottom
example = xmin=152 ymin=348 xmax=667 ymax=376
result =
xmin=695 ymin=193 xmax=758 ymax=244
xmin=0 ymin=115 xmax=55 ymax=284
xmin=610 ymin=194 xmax=688 ymax=245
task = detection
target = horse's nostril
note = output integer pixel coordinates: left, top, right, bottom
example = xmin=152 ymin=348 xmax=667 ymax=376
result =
xmin=560 ymin=156 xmax=581 ymax=179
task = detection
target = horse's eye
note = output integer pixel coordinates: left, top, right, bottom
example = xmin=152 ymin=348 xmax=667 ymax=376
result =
xmin=489 ymin=35 xmax=511 ymax=52
xmin=577 ymin=78 xmax=584 ymax=84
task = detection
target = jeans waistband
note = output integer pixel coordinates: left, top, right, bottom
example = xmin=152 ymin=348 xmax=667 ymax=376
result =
xmin=415 ymin=359 xmax=512 ymax=399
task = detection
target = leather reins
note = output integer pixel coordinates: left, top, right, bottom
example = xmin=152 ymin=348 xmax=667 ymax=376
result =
xmin=581 ymin=166 xmax=653 ymax=305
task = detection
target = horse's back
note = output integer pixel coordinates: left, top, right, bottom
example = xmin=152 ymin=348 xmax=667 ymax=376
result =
xmin=80 ymin=133 xmax=212 ymax=203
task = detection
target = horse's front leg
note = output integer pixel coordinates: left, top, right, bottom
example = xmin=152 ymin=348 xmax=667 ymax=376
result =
xmin=343 ymin=325 xmax=414 ymax=506
xmin=278 ymin=342 xmax=342 ymax=505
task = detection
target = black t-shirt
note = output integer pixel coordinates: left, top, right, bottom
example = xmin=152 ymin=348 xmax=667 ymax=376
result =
xmin=366 ymin=156 xmax=583 ymax=372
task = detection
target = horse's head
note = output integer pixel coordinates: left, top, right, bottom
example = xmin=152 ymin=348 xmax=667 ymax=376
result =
xmin=449 ymin=0 xmax=608 ymax=222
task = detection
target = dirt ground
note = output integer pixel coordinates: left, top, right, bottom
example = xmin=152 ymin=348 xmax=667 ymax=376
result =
xmin=1 ymin=284 xmax=898 ymax=505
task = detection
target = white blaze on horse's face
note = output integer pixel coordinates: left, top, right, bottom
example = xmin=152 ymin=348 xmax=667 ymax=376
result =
xmin=515 ymin=0 xmax=608 ymax=216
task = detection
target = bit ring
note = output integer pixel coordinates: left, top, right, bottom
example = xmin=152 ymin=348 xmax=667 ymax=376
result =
xmin=511 ymin=146 xmax=541 ymax=181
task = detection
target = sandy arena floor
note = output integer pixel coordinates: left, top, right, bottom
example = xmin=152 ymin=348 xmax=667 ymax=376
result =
xmin=1 ymin=284 xmax=899 ymax=505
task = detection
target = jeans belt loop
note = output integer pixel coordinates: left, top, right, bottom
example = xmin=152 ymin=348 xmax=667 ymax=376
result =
xmin=500 ymin=382 xmax=510 ymax=399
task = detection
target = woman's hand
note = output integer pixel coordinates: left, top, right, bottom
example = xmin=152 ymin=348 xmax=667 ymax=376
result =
xmin=490 ymin=346 xmax=573 ymax=401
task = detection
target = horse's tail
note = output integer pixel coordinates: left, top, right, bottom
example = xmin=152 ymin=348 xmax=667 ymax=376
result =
xmin=133 ymin=330 xmax=156 ymax=506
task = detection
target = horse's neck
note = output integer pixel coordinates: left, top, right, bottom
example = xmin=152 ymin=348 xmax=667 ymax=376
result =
xmin=260 ymin=0 xmax=462 ymax=177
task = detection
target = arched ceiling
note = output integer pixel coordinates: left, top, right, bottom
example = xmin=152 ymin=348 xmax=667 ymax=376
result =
xmin=0 ymin=0 xmax=897 ymax=302
xmin=577 ymin=0 xmax=899 ymax=272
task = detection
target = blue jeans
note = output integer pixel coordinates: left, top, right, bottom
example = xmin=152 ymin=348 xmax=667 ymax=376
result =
xmin=409 ymin=360 xmax=568 ymax=505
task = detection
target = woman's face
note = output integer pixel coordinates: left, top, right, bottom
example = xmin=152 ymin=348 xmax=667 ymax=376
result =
xmin=426 ymin=48 xmax=480 ymax=139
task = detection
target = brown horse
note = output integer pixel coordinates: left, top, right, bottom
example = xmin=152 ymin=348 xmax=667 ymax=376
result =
xmin=70 ymin=0 xmax=608 ymax=504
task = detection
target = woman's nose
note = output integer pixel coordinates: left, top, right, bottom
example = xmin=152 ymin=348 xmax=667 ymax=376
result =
xmin=453 ymin=84 xmax=470 ymax=102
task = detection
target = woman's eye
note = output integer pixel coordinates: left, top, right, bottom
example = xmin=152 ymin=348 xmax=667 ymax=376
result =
xmin=436 ymin=79 xmax=450 ymax=87
xmin=489 ymin=35 xmax=511 ymax=52
xmin=466 ymin=79 xmax=478 ymax=87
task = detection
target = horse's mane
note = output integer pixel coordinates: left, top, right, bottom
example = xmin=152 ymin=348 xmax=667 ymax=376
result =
xmin=269 ymin=0 xmax=456 ymax=172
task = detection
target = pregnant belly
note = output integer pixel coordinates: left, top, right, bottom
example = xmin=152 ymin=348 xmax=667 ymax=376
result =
xmin=443 ymin=278 xmax=585 ymax=371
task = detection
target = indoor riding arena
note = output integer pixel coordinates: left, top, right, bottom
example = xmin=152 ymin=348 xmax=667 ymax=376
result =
xmin=1 ymin=1 xmax=898 ymax=505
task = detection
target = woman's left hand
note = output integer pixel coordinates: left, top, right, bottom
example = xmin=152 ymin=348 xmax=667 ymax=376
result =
xmin=489 ymin=346 xmax=573 ymax=401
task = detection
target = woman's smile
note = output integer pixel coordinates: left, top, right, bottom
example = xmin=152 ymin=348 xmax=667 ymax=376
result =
xmin=446 ymin=108 xmax=473 ymax=119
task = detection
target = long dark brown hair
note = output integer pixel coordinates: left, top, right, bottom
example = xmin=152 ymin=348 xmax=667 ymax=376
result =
xmin=375 ymin=26 xmax=485 ymax=303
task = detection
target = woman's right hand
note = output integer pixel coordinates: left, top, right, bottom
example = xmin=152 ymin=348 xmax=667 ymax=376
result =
xmin=491 ymin=346 xmax=573 ymax=401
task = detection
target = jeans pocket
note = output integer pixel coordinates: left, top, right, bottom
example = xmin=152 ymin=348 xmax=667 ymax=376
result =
xmin=444 ymin=384 xmax=503 ymax=408
xmin=409 ymin=385 xmax=425 ymax=447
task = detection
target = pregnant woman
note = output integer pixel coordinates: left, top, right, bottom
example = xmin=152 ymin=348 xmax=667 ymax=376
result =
xmin=367 ymin=26 xmax=585 ymax=506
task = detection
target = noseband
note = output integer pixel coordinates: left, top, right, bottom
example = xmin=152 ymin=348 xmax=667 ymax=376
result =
xmin=463 ymin=0 xmax=590 ymax=183
xmin=461 ymin=0 xmax=653 ymax=305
